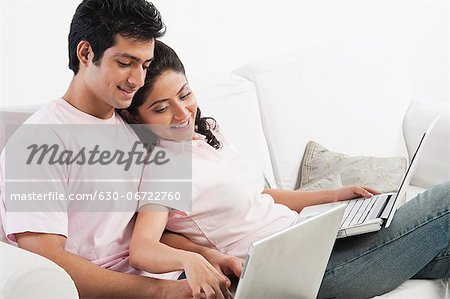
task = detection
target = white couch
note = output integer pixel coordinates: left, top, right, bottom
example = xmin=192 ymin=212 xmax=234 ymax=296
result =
xmin=1 ymin=40 xmax=449 ymax=298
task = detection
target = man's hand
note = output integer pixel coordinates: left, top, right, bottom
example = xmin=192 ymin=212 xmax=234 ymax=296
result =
xmin=334 ymin=185 xmax=381 ymax=202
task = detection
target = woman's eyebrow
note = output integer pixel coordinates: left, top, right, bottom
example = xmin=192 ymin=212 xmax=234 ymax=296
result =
xmin=148 ymin=83 xmax=189 ymax=109
xmin=148 ymin=98 xmax=169 ymax=109
xmin=176 ymin=83 xmax=189 ymax=95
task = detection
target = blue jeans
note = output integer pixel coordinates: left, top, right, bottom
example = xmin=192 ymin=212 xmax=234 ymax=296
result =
xmin=318 ymin=181 xmax=450 ymax=299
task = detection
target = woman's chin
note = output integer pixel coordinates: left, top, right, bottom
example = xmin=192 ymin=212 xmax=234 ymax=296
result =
xmin=164 ymin=132 xmax=194 ymax=142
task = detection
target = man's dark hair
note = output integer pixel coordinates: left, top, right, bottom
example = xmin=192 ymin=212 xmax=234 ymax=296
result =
xmin=68 ymin=0 xmax=165 ymax=74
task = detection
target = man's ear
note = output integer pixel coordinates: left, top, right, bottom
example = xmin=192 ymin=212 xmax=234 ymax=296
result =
xmin=77 ymin=41 xmax=93 ymax=68
xmin=119 ymin=110 xmax=140 ymax=124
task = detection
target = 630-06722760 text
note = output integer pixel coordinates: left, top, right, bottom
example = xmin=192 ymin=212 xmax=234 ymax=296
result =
xmin=8 ymin=191 xmax=183 ymax=201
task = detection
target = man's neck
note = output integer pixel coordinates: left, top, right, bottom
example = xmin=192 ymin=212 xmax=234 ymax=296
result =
xmin=63 ymin=77 xmax=115 ymax=119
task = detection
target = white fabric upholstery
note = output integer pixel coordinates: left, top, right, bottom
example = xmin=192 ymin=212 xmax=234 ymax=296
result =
xmin=405 ymin=185 xmax=426 ymax=202
xmin=0 ymin=110 xmax=34 ymax=160
xmin=234 ymin=39 xmax=411 ymax=189
xmin=190 ymin=73 xmax=276 ymax=187
xmin=0 ymin=242 xmax=78 ymax=299
xmin=374 ymin=279 xmax=448 ymax=299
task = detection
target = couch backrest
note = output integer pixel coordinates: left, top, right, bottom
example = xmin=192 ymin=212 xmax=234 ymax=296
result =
xmin=0 ymin=110 xmax=36 ymax=150
xmin=234 ymin=39 xmax=411 ymax=189
xmin=190 ymin=73 xmax=276 ymax=187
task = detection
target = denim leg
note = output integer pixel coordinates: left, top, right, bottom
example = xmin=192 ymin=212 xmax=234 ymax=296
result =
xmin=412 ymin=246 xmax=450 ymax=279
xmin=317 ymin=181 xmax=450 ymax=299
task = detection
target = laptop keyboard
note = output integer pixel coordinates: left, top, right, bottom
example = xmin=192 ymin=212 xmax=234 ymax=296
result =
xmin=340 ymin=194 xmax=390 ymax=228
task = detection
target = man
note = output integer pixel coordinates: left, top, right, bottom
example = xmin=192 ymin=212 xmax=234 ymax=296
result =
xmin=0 ymin=0 xmax=240 ymax=298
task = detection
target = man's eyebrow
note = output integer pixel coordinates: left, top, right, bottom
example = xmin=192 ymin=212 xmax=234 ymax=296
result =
xmin=114 ymin=53 xmax=153 ymax=63
xmin=148 ymin=83 xmax=189 ymax=108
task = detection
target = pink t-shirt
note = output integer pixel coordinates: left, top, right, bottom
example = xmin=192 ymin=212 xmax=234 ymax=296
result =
xmin=0 ymin=99 xmax=179 ymax=279
xmin=140 ymin=131 xmax=298 ymax=259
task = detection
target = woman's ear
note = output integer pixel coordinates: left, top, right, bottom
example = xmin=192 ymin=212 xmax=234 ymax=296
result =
xmin=119 ymin=110 xmax=140 ymax=124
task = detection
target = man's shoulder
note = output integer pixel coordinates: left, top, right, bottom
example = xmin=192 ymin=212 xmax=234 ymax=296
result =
xmin=24 ymin=99 xmax=68 ymax=125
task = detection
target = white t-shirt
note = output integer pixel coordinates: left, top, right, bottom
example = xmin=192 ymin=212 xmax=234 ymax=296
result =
xmin=0 ymin=98 xmax=179 ymax=279
xmin=140 ymin=131 xmax=298 ymax=259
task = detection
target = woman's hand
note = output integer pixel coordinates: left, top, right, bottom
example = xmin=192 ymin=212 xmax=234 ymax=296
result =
xmin=201 ymin=247 xmax=245 ymax=278
xmin=182 ymin=252 xmax=233 ymax=299
xmin=333 ymin=185 xmax=381 ymax=202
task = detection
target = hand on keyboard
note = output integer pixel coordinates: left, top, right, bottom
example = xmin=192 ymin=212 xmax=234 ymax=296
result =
xmin=334 ymin=185 xmax=381 ymax=202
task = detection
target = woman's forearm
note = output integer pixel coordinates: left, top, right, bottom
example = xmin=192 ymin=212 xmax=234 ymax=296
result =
xmin=161 ymin=231 xmax=203 ymax=253
xmin=263 ymin=188 xmax=337 ymax=212
xmin=161 ymin=231 xmax=217 ymax=261
xmin=129 ymin=236 xmax=195 ymax=274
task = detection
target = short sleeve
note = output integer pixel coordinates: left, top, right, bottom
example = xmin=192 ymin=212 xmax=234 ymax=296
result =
xmin=138 ymin=144 xmax=192 ymax=213
xmin=1 ymin=127 xmax=70 ymax=243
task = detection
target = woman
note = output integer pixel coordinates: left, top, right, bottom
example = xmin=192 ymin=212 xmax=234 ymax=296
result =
xmin=122 ymin=40 xmax=449 ymax=299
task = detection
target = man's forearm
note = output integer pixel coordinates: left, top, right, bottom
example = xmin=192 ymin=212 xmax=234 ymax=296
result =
xmin=50 ymin=249 xmax=166 ymax=298
xmin=16 ymin=233 xmax=189 ymax=299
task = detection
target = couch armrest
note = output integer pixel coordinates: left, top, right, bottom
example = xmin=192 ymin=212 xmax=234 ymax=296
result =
xmin=0 ymin=241 xmax=78 ymax=299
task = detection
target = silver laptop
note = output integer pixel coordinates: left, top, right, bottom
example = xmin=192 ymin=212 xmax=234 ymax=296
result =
xmin=297 ymin=116 xmax=440 ymax=238
xmin=233 ymin=205 xmax=346 ymax=299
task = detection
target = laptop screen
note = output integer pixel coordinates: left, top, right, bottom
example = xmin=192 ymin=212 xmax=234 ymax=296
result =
xmin=385 ymin=116 xmax=440 ymax=227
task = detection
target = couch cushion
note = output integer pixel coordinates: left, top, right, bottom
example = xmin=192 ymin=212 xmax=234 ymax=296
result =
xmin=189 ymin=73 xmax=276 ymax=187
xmin=372 ymin=279 xmax=448 ymax=299
xmin=403 ymin=100 xmax=450 ymax=188
xmin=405 ymin=185 xmax=426 ymax=202
xmin=233 ymin=39 xmax=411 ymax=189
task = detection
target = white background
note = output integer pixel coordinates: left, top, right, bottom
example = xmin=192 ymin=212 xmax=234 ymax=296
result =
xmin=0 ymin=0 xmax=448 ymax=107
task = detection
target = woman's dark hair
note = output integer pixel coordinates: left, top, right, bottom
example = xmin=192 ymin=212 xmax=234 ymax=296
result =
xmin=125 ymin=40 xmax=221 ymax=149
xmin=68 ymin=0 xmax=165 ymax=74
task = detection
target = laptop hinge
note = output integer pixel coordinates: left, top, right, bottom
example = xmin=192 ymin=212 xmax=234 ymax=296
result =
xmin=241 ymin=254 xmax=250 ymax=279
xmin=379 ymin=194 xmax=395 ymax=219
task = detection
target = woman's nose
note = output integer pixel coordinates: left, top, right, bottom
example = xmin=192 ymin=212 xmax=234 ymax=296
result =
xmin=173 ymin=103 xmax=188 ymax=120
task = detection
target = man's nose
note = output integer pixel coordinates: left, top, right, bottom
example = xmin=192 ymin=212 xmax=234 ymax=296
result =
xmin=127 ymin=67 xmax=145 ymax=88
